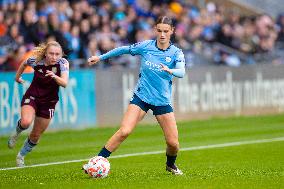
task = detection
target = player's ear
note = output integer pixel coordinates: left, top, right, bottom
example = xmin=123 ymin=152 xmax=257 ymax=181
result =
xmin=170 ymin=26 xmax=175 ymax=34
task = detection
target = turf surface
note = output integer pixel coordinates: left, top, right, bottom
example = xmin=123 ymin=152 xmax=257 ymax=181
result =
xmin=0 ymin=114 xmax=283 ymax=189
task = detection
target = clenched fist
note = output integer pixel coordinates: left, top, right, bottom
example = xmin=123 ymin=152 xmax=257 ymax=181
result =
xmin=88 ymin=56 xmax=100 ymax=66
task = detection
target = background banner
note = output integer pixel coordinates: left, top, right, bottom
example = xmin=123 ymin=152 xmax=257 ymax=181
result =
xmin=0 ymin=71 xmax=96 ymax=135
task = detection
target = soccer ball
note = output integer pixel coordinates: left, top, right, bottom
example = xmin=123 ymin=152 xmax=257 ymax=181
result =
xmin=83 ymin=156 xmax=110 ymax=178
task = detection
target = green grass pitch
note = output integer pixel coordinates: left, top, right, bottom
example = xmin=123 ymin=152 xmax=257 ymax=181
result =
xmin=0 ymin=114 xmax=284 ymax=189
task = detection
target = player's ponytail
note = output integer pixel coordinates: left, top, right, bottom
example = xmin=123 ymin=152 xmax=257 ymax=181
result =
xmin=155 ymin=16 xmax=174 ymax=28
xmin=32 ymin=41 xmax=63 ymax=64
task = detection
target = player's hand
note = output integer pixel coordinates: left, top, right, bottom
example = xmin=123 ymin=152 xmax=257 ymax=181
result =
xmin=45 ymin=70 xmax=56 ymax=78
xmin=160 ymin=64 xmax=172 ymax=74
xmin=15 ymin=77 xmax=25 ymax=84
xmin=88 ymin=56 xmax=100 ymax=66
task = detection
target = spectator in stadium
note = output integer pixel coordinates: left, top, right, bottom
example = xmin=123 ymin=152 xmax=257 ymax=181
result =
xmin=85 ymin=16 xmax=185 ymax=175
xmin=33 ymin=14 xmax=50 ymax=44
xmin=7 ymin=41 xmax=69 ymax=167
xmin=79 ymin=19 xmax=91 ymax=52
xmin=0 ymin=10 xmax=7 ymax=37
xmin=68 ymin=25 xmax=81 ymax=61
xmin=7 ymin=44 xmax=27 ymax=70
xmin=0 ymin=48 xmax=9 ymax=71
xmin=276 ymin=15 xmax=284 ymax=44
xmin=84 ymin=38 xmax=101 ymax=67
xmin=8 ymin=24 xmax=24 ymax=46
xmin=0 ymin=0 xmax=284 ymax=70
xmin=19 ymin=9 xmax=37 ymax=46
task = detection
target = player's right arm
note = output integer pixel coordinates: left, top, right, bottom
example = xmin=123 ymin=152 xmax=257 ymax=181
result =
xmin=88 ymin=46 xmax=130 ymax=66
xmin=88 ymin=41 xmax=151 ymax=66
xmin=15 ymin=57 xmax=36 ymax=83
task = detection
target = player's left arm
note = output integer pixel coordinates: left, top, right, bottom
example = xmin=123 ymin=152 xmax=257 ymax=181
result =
xmin=161 ymin=50 xmax=185 ymax=78
xmin=45 ymin=58 xmax=69 ymax=88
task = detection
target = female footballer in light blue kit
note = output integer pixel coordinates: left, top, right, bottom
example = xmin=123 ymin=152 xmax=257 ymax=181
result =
xmin=86 ymin=16 xmax=185 ymax=175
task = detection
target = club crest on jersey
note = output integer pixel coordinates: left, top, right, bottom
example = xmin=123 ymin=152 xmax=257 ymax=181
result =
xmin=52 ymin=67 xmax=57 ymax=73
xmin=165 ymin=57 xmax=171 ymax=62
xmin=38 ymin=69 xmax=43 ymax=73
xmin=24 ymin=98 xmax=30 ymax=104
xmin=133 ymin=42 xmax=141 ymax=47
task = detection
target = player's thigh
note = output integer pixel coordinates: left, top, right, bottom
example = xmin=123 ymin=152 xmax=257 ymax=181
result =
xmin=30 ymin=116 xmax=51 ymax=136
xmin=155 ymin=112 xmax=178 ymax=141
xmin=120 ymin=104 xmax=147 ymax=131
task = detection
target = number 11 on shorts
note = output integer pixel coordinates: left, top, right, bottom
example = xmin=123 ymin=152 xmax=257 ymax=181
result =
xmin=49 ymin=109 xmax=55 ymax=118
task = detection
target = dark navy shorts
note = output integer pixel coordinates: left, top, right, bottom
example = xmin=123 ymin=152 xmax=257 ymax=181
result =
xmin=130 ymin=94 xmax=173 ymax=115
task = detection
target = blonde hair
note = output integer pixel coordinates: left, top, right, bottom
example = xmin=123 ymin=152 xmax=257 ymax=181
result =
xmin=32 ymin=41 xmax=63 ymax=63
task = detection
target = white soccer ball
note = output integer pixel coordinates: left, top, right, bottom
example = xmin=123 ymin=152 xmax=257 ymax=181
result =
xmin=84 ymin=156 xmax=110 ymax=178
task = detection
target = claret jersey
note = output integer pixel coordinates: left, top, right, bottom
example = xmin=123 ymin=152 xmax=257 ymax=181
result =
xmin=24 ymin=57 xmax=69 ymax=102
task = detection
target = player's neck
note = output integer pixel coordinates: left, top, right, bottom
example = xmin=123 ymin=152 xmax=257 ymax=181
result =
xmin=44 ymin=62 xmax=51 ymax=66
xmin=157 ymin=42 xmax=170 ymax=50
xmin=44 ymin=60 xmax=56 ymax=66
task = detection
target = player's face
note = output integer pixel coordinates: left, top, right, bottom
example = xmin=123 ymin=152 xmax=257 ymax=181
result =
xmin=155 ymin=23 xmax=174 ymax=46
xmin=45 ymin=45 xmax=62 ymax=65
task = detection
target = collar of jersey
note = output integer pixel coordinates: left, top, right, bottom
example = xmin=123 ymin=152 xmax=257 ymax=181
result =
xmin=155 ymin=40 xmax=172 ymax=52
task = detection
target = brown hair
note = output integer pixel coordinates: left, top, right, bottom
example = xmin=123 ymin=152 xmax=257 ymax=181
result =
xmin=32 ymin=41 xmax=63 ymax=63
xmin=155 ymin=16 xmax=174 ymax=27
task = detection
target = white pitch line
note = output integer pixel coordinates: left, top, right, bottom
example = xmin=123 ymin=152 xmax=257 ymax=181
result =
xmin=1 ymin=137 xmax=284 ymax=171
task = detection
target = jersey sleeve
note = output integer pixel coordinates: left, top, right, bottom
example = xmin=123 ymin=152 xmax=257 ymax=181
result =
xmin=129 ymin=40 xmax=151 ymax=56
xmin=24 ymin=57 xmax=36 ymax=68
xmin=175 ymin=50 xmax=185 ymax=66
xmin=99 ymin=46 xmax=130 ymax=60
xmin=59 ymin=58 xmax=69 ymax=73
xmin=170 ymin=50 xmax=186 ymax=78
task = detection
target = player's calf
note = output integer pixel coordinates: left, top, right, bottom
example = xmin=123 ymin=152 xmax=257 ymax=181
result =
xmin=8 ymin=120 xmax=27 ymax=149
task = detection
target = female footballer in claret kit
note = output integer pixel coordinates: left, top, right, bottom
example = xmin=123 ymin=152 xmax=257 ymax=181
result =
xmin=8 ymin=41 xmax=69 ymax=167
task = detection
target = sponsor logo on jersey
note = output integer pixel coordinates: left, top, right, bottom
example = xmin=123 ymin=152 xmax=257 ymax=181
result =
xmin=145 ymin=61 xmax=162 ymax=72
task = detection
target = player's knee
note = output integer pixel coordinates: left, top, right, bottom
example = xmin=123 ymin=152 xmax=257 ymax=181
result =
xmin=20 ymin=118 xmax=33 ymax=128
xmin=117 ymin=128 xmax=131 ymax=140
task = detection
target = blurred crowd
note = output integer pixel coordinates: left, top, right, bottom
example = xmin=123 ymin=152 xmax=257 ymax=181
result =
xmin=1 ymin=0 xmax=284 ymax=71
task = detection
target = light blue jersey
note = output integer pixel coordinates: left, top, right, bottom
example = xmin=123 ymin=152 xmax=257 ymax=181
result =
xmin=99 ymin=40 xmax=185 ymax=106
